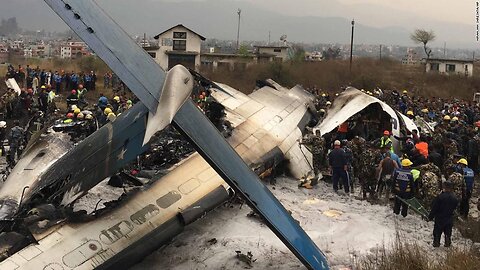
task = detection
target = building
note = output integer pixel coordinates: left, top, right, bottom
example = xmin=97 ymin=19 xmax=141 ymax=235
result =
xmin=401 ymin=48 xmax=419 ymax=65
xmin=60 ymin=41 xmax=90 ymax=59
xmin=146 ymin=24 xmax=206 ymax=71
xmin=425 ymin=58 xmax=474 ymax=77
xmin=254 ymin=45 xmax=289 ymax=62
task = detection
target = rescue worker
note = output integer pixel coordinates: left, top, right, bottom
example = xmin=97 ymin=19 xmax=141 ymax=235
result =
xmin=328 ymin=140 xmax=349 ymax=194
xmin=377 ymin=130 xmax=394 ymax=153
xmin=66 ymin=89 xmax=79 ymax=107
xmin=7 ymin=120 xmax=25 ymax=166
xmin=392 ymin=159 xmax=415 ymax=217
xmin=406 ymin=110 xmax=414 ymax=120
xmin=107 ymin=112 xmax=117 ymax=122
xmin=428 ymin=181 xmax=458 ymax=248
xmin=77 ymin=84 xmax=88 ymax=106
xmin=112 ymin=96 xmax=121 ymax=112
xmin=455 ymin=158 xmax=474 ymax=218
xmin=300 ymin=130 xmax=325 ymax=178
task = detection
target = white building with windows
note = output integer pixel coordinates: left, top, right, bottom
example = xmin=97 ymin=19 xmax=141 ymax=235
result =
xmin=146 ymin=24 xmax=206 ymax=71
xmin=425 ymin=58 xmax=474 ymax=77
xmin=254 ymin=45 xmax=289 ymax=62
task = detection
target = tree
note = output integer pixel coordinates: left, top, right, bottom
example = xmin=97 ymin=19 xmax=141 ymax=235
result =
xmin=322 ymin=47 xmax=341 ymax=60
xmin=289 ymin=45 xmax=306 ymax=63
xmin=410 ymin=29 xmax=435 ymax=59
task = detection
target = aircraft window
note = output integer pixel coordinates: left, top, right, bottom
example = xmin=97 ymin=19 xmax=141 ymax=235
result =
xmin=156 ymin=191 xmax=182 ymax=209
xmin=36 ymin=152 xmax=46 ymax=158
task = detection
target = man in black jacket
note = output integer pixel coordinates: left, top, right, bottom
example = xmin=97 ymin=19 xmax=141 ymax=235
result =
xmin=328 ymin=140 xmax=349 ymax=194
xmin=428 ymin=181 xmax=459 ymax=247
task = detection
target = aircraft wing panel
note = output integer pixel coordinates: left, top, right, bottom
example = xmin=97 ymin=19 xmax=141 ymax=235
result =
xmin=43 ymin=0 xmax=164 ymax=113
xmin=173 ymin=100 xmax=328 ymax=270
xmin=210 ymin=82 xmax=251 ymax=110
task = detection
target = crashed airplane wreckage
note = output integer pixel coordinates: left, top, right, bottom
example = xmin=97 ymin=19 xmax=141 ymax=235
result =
xmin=315 ymin=87 xmax=419 ymax=151
xmin=0 ymin=1 xmax=329 ymax=269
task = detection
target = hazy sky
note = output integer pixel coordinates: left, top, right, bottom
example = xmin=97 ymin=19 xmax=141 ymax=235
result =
xmin=243 ymin=0 xmax=473 ymax=26
xmin=1 ymin=0 xmax=478 ymax=48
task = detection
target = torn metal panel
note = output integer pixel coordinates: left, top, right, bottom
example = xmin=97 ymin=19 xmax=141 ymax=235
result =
xmin=43 ymin=0 xmax=165 ymax=113
xmin=5 ymin=78 xmax=21 ymax=95
xmin=315 ymin=87 xmax=418 ymax=139
xmin=0 ymin=132 xmax=73 ymax=220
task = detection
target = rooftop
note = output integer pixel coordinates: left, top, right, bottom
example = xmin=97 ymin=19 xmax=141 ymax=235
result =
xmin=154 ymin=24 xmax=206 ymax=41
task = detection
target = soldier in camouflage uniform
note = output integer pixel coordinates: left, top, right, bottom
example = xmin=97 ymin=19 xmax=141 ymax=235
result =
xmin=447 ymin=172 xmax=464 ymax=201
xmin=357 ymin=145 xmax=382 ymax=199
xmin=351 ymin=136 xmax=366 ymax=192
xmin=443 ymin=139 xmax=460 ymax=176
xmin=417 ymin=163 xmax=443 ymax=208
xmin=301 ymin=130 xmax=325 ymax=177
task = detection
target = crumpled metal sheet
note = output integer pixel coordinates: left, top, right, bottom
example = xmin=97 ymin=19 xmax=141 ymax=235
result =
xmin=315 ymin=87 xmax=418 ymax=138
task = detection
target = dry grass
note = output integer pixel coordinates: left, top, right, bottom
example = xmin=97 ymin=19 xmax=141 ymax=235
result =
xmin=358 ymin=232 xmax=480 ymax=270
xmin=201 ymin=58 xmax=480 ymax=100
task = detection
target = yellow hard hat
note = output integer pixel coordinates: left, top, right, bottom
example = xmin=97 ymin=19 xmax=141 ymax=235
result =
xmin=41 ymin=85 xmax=46 ymax=89
xmin=326 ymin=101 xmax=332 ymax=105
xmin=403 ymin=90 xmax=408 ymax=94
xmin=406 ymin=111 xmax=414 ymax=116
xmin=114 ymin=96 xmax=120 ymax=102
xmin=104 ymin=107 xmax=112 ymax=115
xmin=401 ymin=159 xmax=413 ymax=167
xmin=107 ymin=112 xmax=116 ymax=122
xmin=443 ymin=115 xmax=451 ymax=121
xmin=73 ymin=108 xmax=81 ymax=114
xmin=71 ymin=105 xmax=78 ymax=111
xmin=321 ymin=93 xmax=326 ymax=97
xmin=85 ymin=114 xmax=93 ymax=120
xmin=457 ymin=158 xmax=468 ymax=166
xmin=451 ymin=116 xmax=459 ymax=122
xmin=421 ymin=108 xmax=429 ymax=113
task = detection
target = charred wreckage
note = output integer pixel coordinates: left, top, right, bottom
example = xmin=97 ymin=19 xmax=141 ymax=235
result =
xmin=0 ymin=1 xmax=331 ymax=270
xmin=0 ymin=1 xmax=422 ymax=270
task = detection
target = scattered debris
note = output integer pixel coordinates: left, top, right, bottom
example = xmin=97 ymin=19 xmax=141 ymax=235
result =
xmin=235 ymin=251 xmax=256 ymax=268
xmin=207 ymin=238 xmax=217 ymax=245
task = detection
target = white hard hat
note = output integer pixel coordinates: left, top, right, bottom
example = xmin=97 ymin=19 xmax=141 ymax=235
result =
xmin=0 ymin=121 xmax=6 ymax=128
xmin=334 ymin=140 xmax=341 ymax=146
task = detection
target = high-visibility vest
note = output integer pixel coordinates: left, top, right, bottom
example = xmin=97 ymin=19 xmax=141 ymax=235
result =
xmin=380 ymin=137 xmax=394 ymax=152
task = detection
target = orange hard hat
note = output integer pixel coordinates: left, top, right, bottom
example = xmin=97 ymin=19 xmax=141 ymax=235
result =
xmin=383 ymin=130 xmax=390 ymax=136
xmin=66 ymin=113 xmax=74 ymax=119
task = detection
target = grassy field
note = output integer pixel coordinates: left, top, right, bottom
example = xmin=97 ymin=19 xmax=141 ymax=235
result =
xmin=2 ymin=57 xmax=480 ymax=101
xmin=201 ymin=58 xmax=480 ymax=100
xmin=358 ymin=232 xmax=480 ymax=270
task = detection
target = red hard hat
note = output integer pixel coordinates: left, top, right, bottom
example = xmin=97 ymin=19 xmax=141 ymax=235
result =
xmin=71 ymin=90 xmax=77 ymax=95
xmin=66 ymin=113 xmax=74 ymax=119
xmin=383 ymin=130 xmax=390 ymax=136
xmin=78 ymin=84 xmax=83 ymax=89
xmin=475 ymin=121 xmax=480 ymax=128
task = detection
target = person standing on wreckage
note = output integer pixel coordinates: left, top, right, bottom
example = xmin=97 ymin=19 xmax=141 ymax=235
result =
xmin=300 ymin=129 xmax=325 ymax=182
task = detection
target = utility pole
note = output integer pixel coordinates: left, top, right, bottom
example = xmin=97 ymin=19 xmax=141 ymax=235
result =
xmin=443 ymin=42 xmax=446 ymax=57
xmin=349 ymin=19 xmax=355 ymax=72
xmin=268 ymin=31 xmax=271 ymax=45
xmin=236 ymin=9 xmax=242 ymax=51
xmin=379 ymin=44 xmax=382 ymax=60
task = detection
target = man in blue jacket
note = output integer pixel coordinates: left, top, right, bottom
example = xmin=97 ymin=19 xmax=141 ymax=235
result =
xmin=429 ymin=181 xmax=458 ymax=247
xmin=328 ymin=140 xmax=349 ymax=194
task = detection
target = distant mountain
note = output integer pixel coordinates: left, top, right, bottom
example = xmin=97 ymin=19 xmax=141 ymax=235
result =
xmin=0 ymin=0 xmax=475 ymax=48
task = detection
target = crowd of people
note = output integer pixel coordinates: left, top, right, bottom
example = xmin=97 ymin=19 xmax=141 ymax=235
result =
xmin=1 ymin=64 xmax=136 ymax=167
xmin=301 ymin=88 xmax=480 ymax=248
